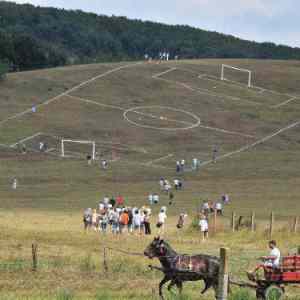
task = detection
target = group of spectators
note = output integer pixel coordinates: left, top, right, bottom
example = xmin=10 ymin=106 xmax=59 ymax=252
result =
xmin=83 ymin=196 xmax=170 ymax=235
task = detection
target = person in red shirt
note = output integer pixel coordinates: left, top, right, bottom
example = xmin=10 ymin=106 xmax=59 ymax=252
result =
xmin=116 ymin=195 xmax=124 ymax=206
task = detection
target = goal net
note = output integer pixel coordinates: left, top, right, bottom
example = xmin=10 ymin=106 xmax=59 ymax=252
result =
xmin=221 ymin=64 xmax=252 ymax=88
xmin=61 ymin=139 xmax=96 ymax=160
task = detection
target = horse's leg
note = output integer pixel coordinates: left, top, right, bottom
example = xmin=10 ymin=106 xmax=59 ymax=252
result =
xmin=201 ymin=279 xmax=212 ymax=294
xmin=159 ymin=275 xmax=170 ymax=300
xmin=176 ymin=281 xmax=183 ymax=294
xmin=167 ymin=280 xmax=176 ymax=291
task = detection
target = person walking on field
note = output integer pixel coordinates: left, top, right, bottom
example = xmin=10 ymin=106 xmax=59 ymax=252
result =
xmin=212 ymin=145 xmax=218 ymax=163
xmin=12 ymin=177 xmax=18 ymax=190
xmin=144 ymin=210 xmax=152 ymax=235
xmin=199 ymin=214 xmax=209 ymax=241
xmin=157 ymin=207 xmax=167 ymax=235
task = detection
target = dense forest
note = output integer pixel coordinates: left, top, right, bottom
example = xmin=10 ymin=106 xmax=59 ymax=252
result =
xmin=1 ymin=1 xmax=300 ymax=72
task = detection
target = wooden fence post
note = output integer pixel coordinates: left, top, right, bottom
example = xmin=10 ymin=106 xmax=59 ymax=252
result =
xmin=231 ymin=212 xmax=236 ymax=233
xmin=293 ymin=217 xmax=298 ymax=233
xmin=32 ymin=243 xmax=38 ymax=271
xmin=251 ymin=211 xmax=255 ymax=232
xmin=217 ymin=247 xmax=229 ymax=300
xmin=269 ymin=212 xmax=274 ymax=239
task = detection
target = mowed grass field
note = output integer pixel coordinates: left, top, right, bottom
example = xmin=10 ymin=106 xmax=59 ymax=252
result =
xmin=0 ymin=59 xmax=300 ymax=299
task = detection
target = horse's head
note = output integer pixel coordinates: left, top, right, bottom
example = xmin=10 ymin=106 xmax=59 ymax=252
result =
xmin=144 ymin=236 xmax=174 ymax=259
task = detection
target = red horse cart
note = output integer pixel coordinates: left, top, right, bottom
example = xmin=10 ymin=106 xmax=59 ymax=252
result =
xmin=239 ymin=255 xmax=300 ymax=299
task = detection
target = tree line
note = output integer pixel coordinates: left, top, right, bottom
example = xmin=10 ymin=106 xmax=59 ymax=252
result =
xmin=0 ymin=1 xmax=300 ymax=72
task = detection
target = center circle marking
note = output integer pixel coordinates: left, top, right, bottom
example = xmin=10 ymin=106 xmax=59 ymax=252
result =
xmin=123 ymin=105 xmax=201 ymax=131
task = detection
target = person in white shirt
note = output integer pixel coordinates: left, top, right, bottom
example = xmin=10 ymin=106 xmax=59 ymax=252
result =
xmin=148 ymin=193 xmax=154 ymax=205
xmin=133 ymin=209 xmax=142 ymax=234
xmin=215 ymin=202 xmax=223 ymax=215
xmin=248 ymin=240 xmax=281 ymax=281
xmin=153 ymin=193 xmax=159 ymax=204
xmin=12 ymin=177 xmax=18 ymax=190
xmin=199 ymin=214 xmax=209 ymax=241
xmin=157 ymin=208 xmax=167 ymax=235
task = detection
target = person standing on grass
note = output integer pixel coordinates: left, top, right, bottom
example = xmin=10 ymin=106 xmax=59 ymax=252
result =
xmin=133 ymin=208 xmax=142 ymax=235
xmin=176 ymin=161 xmax=181 ymax=173
xmin=148 ymin=193 xmax=154 ymax=205
xmin=176 ymin=213 xmax=188 ymax=229
xmin=83 ymin=208 xmax=92 ymax=231
xmin=215 ymin=202 xmax=223 ymax=216
xmin=153 ymin=193 xmax=159 ymax=204
xmin=116 ymin=195 xmax=124 ymax=207
xmin=157 ymin=207 xmax=167 ymax=235
xmin=144 ymin=210 xmax=151 ymax=235
xmin=111 ymin=208 xmax=120 ymax=234
xmin=12 ymin=177 xmax=18 ymax=190
xmin=199 ymin=214 xmax=209 ymax=241
xmin=119 ymin=209 xmax=129 ymax=234
xmin=92 ymin=209 xmax=99 ymax=231
xmin=159 ymin=178 xmax=165 ymax=191
xmin=180 ymin=159 xmax=185 ymax=171
xmin=212 ymin=145 xmax=218 ymax=163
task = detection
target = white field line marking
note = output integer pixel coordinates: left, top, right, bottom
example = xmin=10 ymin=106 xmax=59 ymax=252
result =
xmin=152 ymin=67 xmax=177 ymax=78
xmin=45 ymin=148 xmax=55 ymax=153
xmin=68 ymin=95 xmax=199 ymax=128
xmin=65 ymin=94 xmax=125 ymax=111
xmin=68 ymin=94 xmax=252 ymax=137
xmin=271 ymin=97 xmax=298 ymax=109
xmin=145 ymin=153 xmax=174 ymax=166
xmin=155 ymin=76 xmax=263 ymax=106
xmin=131 ymin=110 xmax=194 ymax=126
xmin=201 ymin=120 xmax=300 ymax=166
xmin=178 ymin=64 xmax=292 ymax=98
xmin=10 ymin=132 xmax=42 ymax=147
xmin=0 ymin=62 xmax=142 ymax=127
xmin=198 ymin=125 xmax=255 ymax=139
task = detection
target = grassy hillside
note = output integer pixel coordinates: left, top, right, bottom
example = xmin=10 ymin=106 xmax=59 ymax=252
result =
xmin=0 ymin=59 xmax=300 ymax=299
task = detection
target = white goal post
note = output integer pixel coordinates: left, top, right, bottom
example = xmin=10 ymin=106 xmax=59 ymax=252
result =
xmin=221 ymin=64 xmax=252 ymax=88
xmin=61 ymin=139 xmax=96 ymax=160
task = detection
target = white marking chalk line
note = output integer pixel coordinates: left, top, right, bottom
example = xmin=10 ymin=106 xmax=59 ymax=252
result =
xmin=271 ymin=97 xmax=298 ymax=109
xmin=10 ymin=132 xmax=42 ymax=147
xmin=198 ymin=125 xmax=255 ymax=139
xmin=201 ymin=120 xmax=300 ymax=166
xmin=145 ymin=153 xmax=174 ymax=166
xmin=152 ymin=67 xmax=177 ymax=78
xmin=155 ymin=76 xmax=263 ymax=106
xmin=67 ymin=95 xmax=197 ymax=127
xmin=0 ymin=62 xmax=142 ymax=127
xmin=177 ymin=64 xmax=293 ymax=98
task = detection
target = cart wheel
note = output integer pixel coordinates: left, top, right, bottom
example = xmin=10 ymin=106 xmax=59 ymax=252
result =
xmin=264 ymin=285 xmax=284 ymax=300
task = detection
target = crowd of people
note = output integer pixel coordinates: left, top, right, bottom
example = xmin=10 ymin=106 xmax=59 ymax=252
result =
xmin=83 ymin=195 xmax=171 ymax=236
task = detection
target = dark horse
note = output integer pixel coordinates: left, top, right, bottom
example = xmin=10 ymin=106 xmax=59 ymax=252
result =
xmin=144 ymin=237 xmax=220 ymax=299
